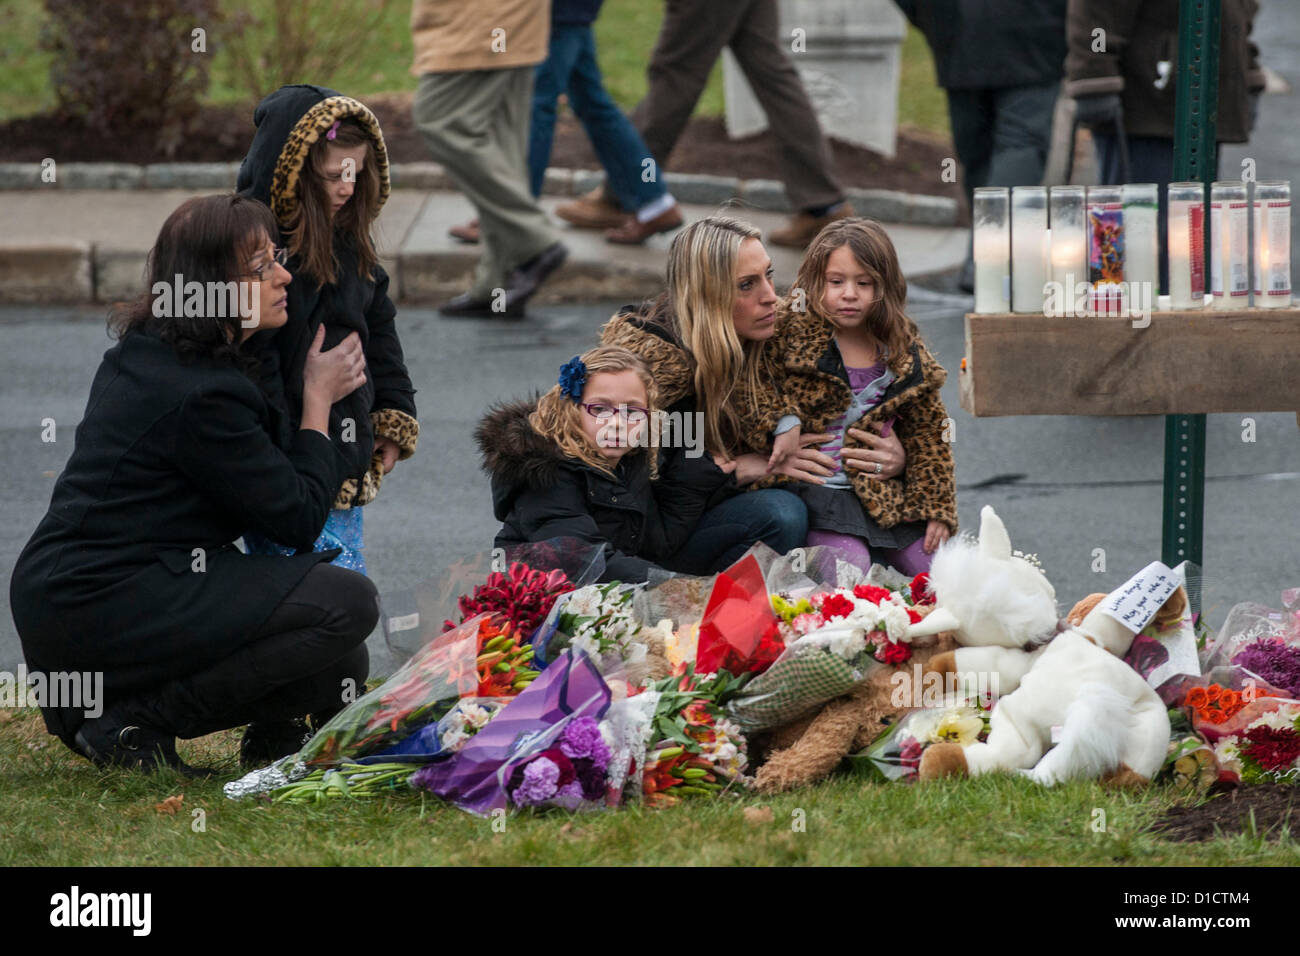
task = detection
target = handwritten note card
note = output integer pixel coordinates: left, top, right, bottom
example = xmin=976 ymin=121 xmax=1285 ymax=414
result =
xmin=1099 ymin=561 xmax=1181 ymax=632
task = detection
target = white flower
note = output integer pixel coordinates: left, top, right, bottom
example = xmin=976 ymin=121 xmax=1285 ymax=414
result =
xmin=563 ymin=585 xmax=602 ymax=619
xmin=881 ymin=604 xmax=913 ymax=643
xmin=1213 ymin=735 xmax=1242 ymax=775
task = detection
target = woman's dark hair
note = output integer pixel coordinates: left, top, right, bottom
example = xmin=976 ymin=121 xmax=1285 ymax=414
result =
xmin=109 ymin=193 xmax=279 ymax=373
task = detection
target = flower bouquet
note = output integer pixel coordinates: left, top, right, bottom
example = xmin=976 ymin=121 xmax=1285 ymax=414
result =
xmin=379 ymin=539 xmax=602 ymax=662
xmin=1197 ymin=699 xmax=1300 ymax=785
xmin=847 ymin=703 xmax=992 ymax=782
xmin=223 ymin=613 xmax=534 ymax=799
xmin=724 ymin=582 xmax=926 ymax=733
xmin=639 ymin=664 xmax=752 ymax=807
xmin=1201 ymin=589 xmax=1300 ymax=696
xmin=410 ymin=649 xmax=615 ymax=816
xmin=543 ymin=582 xmax=655 ymax=679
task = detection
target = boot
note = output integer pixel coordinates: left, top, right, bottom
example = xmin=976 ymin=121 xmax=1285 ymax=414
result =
xmin=74 ymin=704 xmax=213 ymax=778
xmin=239 ymin=717 xmax=314 ymax=768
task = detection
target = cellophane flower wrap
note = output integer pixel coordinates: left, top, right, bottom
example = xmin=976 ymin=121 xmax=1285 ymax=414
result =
xmin=223 ymin=613 xmax=532 ymax=799
xmin=848 ymin=703 xmax=992 ymax=782
xmin=409 ymin=649 xmax=615 ymax=816
xmin=724 ymin=582 xmax=926 ymax=733
xmin=380 ymin=540 xmax=602 ymax=663
xmin=1200 ymin=589 xmax=1300 ymax=697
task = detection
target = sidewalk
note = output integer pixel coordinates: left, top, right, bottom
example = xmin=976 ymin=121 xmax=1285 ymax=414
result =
xmin=0 ymin=187 xmax=968 ymax=305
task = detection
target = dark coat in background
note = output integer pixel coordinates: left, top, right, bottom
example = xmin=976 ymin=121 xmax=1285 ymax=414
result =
xmin=895 ymin=0 xmax=1068 ymax=90
xmin=1064 ymin=0 xmax=1264 ymax=142
xmin=237 ymin=84 xmax=419 ymax=510
xmin=476 ymin=398 xmax=732 ymax=582
xmin=9 ymin=327 xmax=349 ymax=744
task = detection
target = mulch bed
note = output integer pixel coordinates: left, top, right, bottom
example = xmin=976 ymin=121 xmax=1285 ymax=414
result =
xmin=0 ymin=91 xmax=962 ymax=204
xmin=1149 ymin=784 xmax=1300 ymax=842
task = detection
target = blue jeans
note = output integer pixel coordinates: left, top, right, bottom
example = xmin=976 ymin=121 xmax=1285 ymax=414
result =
xmin=664 ymin=489 xmax=808 ymax=576
xmin=529 ymin=24 xmax=667 ymax=212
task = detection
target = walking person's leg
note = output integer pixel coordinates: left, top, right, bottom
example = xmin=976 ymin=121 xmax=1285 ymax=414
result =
xmin=566 ymin=0 xmax=741 ymax=226
xmin=414 ymin=68 xmax=563 ymax=314
xmin=727 ymin=0 xmax=845 ymax=219
xmin=946 ymin=88 xmax=997 ymax=290
xmin=528 ymin=27 xmax=586 ymax=199
xmin=564 ymin=26 xmax=682 ymax=243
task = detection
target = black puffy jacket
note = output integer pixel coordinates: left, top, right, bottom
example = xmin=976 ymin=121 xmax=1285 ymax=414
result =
xmin=237 ymin=84 xmax=419 ymax=509
xmin=475 ymin=398 xmax=732 ymax=582
xmin=896 ymin=0 xmax=1067 ymax=91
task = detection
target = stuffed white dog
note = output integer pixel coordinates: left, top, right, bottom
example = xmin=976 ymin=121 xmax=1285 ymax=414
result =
xmin=909 ymin=506 xmax=1177 ymax=787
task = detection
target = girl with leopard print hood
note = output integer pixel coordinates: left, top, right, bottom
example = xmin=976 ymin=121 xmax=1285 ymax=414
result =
xmin=748 ymin=217 xmax=958 ymax=577
xmin=237 ymin=85 xmax=419 ymax=573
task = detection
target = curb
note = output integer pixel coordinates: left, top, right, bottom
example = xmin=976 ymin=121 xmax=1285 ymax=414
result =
xmin=0 ymin=161 xmax=959 ymax=226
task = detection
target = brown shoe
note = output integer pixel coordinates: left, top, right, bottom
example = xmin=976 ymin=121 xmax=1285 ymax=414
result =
xmin=604 ymin=204 xmax=685 ymax=245
xmin=767 ymin=203 xmax=856 ymax=248
xmin=555 ymin=187 xmax=627 ymax=230
xmin=449 ymin=218 xmax=480 ymax=244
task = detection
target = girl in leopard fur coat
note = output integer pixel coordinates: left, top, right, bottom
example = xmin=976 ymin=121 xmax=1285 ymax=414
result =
xmin=748 ymin=217 xmax=957 ymax=575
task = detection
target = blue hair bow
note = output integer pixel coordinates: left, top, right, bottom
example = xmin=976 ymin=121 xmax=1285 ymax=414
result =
xmin=558 ymin=356 xmax=587 ymax=403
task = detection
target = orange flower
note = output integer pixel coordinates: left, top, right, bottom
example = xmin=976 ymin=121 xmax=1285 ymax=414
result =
xmin=1186 ymin=687 xmax=1210 ymax=708
xmin=1206 ymin=684 xmax=1223 ymax=702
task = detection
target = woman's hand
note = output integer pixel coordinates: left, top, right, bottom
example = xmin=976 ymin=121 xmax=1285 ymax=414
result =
xmin=923 ymin=520 xmax=951 ymax=554
xmin=841 ymin=421 xmax=906 ymax=480
xmin=768 ymin=423 xmax=802 ymax=473
xmin=711 ymin=453 xmax=738 ymax=475
xmin=300 ymin=325 xmax=365 ymax=436
xmin=303 ymin=326 xmax=366 ymax=405
xmin=374 ymin=436 xmax=401 ymax=474
xmin=734 ymin=432 xmax=837 ymax=486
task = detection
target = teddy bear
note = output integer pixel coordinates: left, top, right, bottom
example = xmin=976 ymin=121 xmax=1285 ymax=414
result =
xmin=916 ymin=505 xmax=1183 ymax=787
xmin=750 ymin=628 xmax=960 ymax=793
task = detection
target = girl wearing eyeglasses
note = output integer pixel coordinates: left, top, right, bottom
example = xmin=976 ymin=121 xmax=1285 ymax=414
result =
xmin=237 ymin=85 xmax=420 ymax=574
xmin=475 ymin=346 xmax=736 ymax=583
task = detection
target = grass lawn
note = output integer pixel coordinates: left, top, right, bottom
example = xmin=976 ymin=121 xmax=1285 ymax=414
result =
xmin=0 ymin=0 xmax=950 ymax=140
xmin=3 ymin=705 xmax=1295 ymax=867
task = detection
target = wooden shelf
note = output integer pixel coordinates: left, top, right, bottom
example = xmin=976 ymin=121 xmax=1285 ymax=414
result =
xmin=959 ymin=308 xmax=1300 ymax=417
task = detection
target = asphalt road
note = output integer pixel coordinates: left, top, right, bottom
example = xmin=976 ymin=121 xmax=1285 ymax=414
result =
xmin=3 ymin=294 xmax=1296 ymax=677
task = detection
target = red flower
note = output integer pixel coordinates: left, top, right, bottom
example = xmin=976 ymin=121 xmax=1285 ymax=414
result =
xmin=910 ymin=572 xmax=935 ymax=605
xmin=853 ymin=584 xmax=893 ymax=605
xmin=1242 ymin=726 xmax=1300 ymax=773
xmin=536 ymin=748 xmax=577 ymax=787
xmin=879 ymin=641 xmax=912 ymax=665
xmin=820 ymin=593 xmax=856 ymax=620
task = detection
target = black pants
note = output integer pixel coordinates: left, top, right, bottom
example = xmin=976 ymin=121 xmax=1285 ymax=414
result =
xmin=121 ymin=563 xmax=376 ymax=741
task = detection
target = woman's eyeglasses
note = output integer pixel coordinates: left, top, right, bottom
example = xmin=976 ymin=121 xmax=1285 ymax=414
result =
xmin=581 ymin=402 xmax=650 ymax=424
xmin=244 ymin=246 xmax=289 ymax=280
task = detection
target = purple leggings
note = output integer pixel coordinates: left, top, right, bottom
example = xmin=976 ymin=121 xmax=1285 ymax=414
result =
xmin=805 ymin=530 xmax=932 ymax=577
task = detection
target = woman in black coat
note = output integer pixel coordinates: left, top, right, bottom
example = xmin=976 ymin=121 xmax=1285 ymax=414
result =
xmin=8 ymin=194 xmax=377 ymax=774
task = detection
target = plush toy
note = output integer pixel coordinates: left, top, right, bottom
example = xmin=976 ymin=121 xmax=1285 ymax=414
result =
xmin=916 ymin=505 xmax=1180 ymax=787
xmin=751 ymin=629 xmax=959 ymax=794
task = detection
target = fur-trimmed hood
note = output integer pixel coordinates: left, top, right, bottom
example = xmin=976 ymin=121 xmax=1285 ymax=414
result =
xmin=236 ymin=84 xmax=390 ymax=225
xmin=475 ymin=396 xmax=568 ymax=501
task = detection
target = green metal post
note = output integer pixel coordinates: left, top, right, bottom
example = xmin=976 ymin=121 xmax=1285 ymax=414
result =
xmin=1164 ymin=0 xmax=1219 ymax=611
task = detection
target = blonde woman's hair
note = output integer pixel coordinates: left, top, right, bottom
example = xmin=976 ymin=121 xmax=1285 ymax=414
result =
xmin=529 ymin=346 xmax=659 ymax=477
xmin=793 ymin=217 xmax=921 ymax=375
xmin=665 ymin=215 xmax=768 ymax=458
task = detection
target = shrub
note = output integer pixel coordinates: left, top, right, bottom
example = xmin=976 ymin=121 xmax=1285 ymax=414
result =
xmin=41 ymin=0 xmax=219 ymax=157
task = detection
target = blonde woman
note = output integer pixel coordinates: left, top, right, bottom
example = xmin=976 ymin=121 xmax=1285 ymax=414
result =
xmin=601 ymin=215 xmax=907 ymax=571
xmin=475 ymin=346 xmax=735 ymax=582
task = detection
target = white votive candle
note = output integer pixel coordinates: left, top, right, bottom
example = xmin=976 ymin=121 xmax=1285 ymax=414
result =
xmin=1012 ymin=186 xmax=1049 ymax=313
xmin=973 ymin=187 xmax=1011 ymax=313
